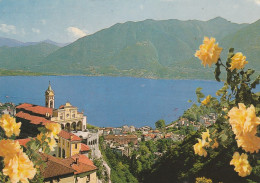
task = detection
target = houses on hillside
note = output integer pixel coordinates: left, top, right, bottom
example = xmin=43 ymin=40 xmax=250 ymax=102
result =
xmin=14 ymin=83 xmax=98 ymax=183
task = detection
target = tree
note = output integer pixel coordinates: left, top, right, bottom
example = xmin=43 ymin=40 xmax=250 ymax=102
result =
xmin=155 ymin=119 xmax=165 ymax=130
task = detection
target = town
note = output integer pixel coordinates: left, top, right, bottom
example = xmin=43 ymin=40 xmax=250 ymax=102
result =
xmin=0 ymin=83 xmax=217 ymax=183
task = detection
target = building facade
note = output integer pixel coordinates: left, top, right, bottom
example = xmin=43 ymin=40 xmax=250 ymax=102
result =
xmin=16 ymin=83 xmax=87 ymax=133
xmin=51 ymin=102 xmax=87 ymax=131
xmin=57 ymin=130 xmax=90 ymax=158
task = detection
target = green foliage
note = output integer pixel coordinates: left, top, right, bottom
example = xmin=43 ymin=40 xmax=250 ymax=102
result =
xmin=86 ymin=123 xmax=99 ymax=130
xmin=155 ymin=119 xmax=166 ymax=130
xmin=3 ymin=18 xmax=260 ymax=80
xmin=99 ymin=137 xmax=138 ymax=183
xmin=93 ymin=158 xmax=109 ymax=182
xmin=0 ymin=42 xmax=59 ymax=71
xmin=195 ymin=177 xmax=213 ymax=183
xmin=143 ymin=44 xmax=260 ymax=182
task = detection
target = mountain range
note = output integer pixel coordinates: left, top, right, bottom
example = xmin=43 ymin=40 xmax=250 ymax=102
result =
xmin=0 ymin=37 xmax=69 ymax=47
xmin=0 ymin=17 xmax=259 ymax=79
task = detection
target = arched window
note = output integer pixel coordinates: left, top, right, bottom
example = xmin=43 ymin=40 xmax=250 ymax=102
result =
xmin=72 ymin=122 xmax=76 ymax=131
xmin=77 ymin=121 xmax=82 ymax=131
xmin=65 ymin=123 xmax=70 ymax=132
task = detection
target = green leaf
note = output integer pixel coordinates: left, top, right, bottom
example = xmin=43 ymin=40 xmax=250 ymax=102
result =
xmin=229 ymin=48 xmax=234 ymax=54
xmin=219 ymin=133 xmax=228 ymax=142
xmin=246 ymin=69 xmax=255 ymax=76
xmin=252 ymin=94 xmax=259 ymax=101
xmin=214 ymin=61 xmax=221 ymax=82
xmin=251 ymin=75 xmax=260 ymax=89
xmin=29 ymin=141 xmax=37 ymax=151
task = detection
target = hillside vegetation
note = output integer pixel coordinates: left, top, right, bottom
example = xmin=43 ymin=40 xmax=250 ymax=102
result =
xmin=1 ymin=17 xmax=260 ymax=79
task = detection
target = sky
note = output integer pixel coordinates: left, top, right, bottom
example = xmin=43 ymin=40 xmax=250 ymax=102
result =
xmin=0 ymin=0 xmax=260 ymax=43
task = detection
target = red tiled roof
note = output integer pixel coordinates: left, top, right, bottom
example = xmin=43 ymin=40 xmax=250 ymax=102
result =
xmin=80 ymin=143 xmax=90 ymax=152
xmin=58 ymin=130 xmax=81 ymax=141
xmin=62 ymin=154 xmax=97 ymax=174
xmin=40 ymin=153 xmax=96 ymax=177
xmin=143 ymin=134 xmax=156 ymax=138
xmin=25 ymin=105 xmax=53 ymax=116
xmin=40 ymin=153 xmax=75 ymax=178
xmin=16 ymin=111 xmax=54 ymax=125
xmin=105 ymin=134 xmax=138 ymax=139
xmin=71 ymin=154 xmax=94 ymax=166
xmin=16 ymin=103 xmax=53 ymax=116
xmin=59 ymin=105 xmax=65 ymax=109
xmin=16 ymin=103 xmax=33 ymax=109
xmin=16 ymin=138 xmax=31 ymax=147
xmin=71 ymin=163 xmax=97 ymax=174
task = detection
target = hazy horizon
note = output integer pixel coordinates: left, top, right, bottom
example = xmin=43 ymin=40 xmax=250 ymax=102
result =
xmin=1 ymin=0 xmax=260 ymax=43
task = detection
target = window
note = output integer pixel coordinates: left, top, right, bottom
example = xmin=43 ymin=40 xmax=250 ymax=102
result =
xmin=72 ymin=114 xmax=75 ymax=118
xmin=62 ymin=149 xmax=65 ymax=158
xmin=75 ymin=144 xmax=77 ymax=149
xmin=86 ymin=175 xmax=90 ymax=182
xmin=66 ymin=114 xmax=69 ymax=118
xmin=68 ymin=142 xmax=69 ymax=146
xmin=60 ymin=116 xmax=63 ymax=120
xmin=58 ymin=147 xmax=61 ymax=157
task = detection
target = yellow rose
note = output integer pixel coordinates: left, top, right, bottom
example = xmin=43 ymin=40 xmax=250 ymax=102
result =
xmin=0 ymin=114 xmax=21 ymax=137
xmin=45 ymin=122 xmax=61 ymax=139
xmin=230 ymin=152 xmax=252 ymax=177
xmin=3 ymin=151 xmax=36 ymax=183
xmin=229 ymin=52 xmax=248 ymax=71
xmin=0 ymin=139 xmax=36 ymax=183
xmin=236 ymin=134 xmax=260 ymax=154
xmin=201 ymin=129 xmax=212 ymax=143
xmin=194 ymin=139 xmax=208 ymax=157
xmin=201 ymin=95 xmax=212 ymax=106
xmin=228 ymin=103 xmax=260 ymax=153
xmin=195 ymin=37 xmax=222 ymax=67
xmin=0 ymin=139 xmax=21 ymax=158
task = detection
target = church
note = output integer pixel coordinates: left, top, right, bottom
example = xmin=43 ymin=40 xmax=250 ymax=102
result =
xmin=16 ymin=82 xmax=87 ymax=137
xmin=15 ymin=83 xmax=98 ymax=183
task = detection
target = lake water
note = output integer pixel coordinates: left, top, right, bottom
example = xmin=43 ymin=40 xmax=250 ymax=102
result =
xmin=0 ymin=76 xmax=224 ymax=127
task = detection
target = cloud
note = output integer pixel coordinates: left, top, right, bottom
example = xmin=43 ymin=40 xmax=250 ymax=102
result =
xmin=254 ymin=0 xmax=260 ymax=5
xmin=32 ymin=28 xmax=40 ymax=34
xmin=67 ymin=27 xmax=87 ymax=38
xmin=140 ymin=4 xmax=144 ymax=10
xmin=247 ymin=0 xmax=260 ymax=5
xmin=0 ymin=24 xmax=16 ymax=34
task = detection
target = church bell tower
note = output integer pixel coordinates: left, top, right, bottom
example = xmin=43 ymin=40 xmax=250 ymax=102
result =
xmin=45 ymin=81 xmax=55 ymax=109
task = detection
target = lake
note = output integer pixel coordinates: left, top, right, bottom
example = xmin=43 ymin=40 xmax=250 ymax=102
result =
xmin=0 ymin=76 xmax=224 ymax=127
